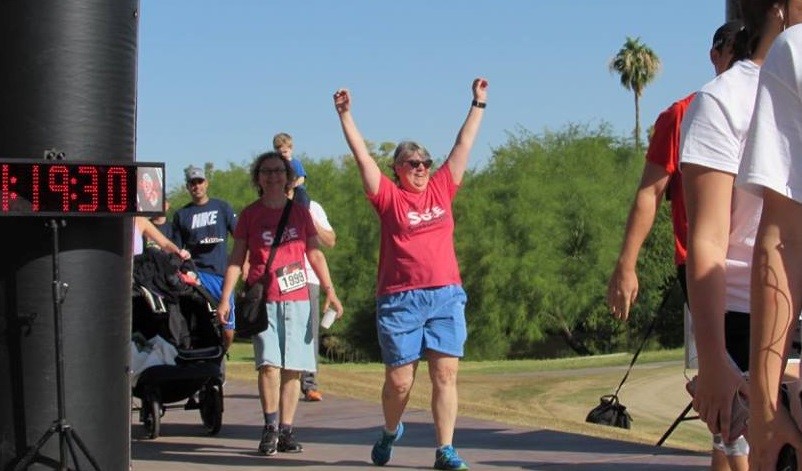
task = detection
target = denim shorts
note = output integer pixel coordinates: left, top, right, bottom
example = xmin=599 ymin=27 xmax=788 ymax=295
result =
xmin=252 ymin=300 xmax=316 ymax=372
xmin=197 ymin=271 xmax=235 ymax=330
xmin=376 ymin=284 xmax=468 ymax=367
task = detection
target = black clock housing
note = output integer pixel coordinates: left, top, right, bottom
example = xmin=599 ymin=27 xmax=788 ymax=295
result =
xmin=0 ymin=159 xmax=166 ymax=216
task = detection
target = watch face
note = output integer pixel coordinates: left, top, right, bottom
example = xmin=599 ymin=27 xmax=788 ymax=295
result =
xmin=0 ymin=159 xmax=165 ymax=217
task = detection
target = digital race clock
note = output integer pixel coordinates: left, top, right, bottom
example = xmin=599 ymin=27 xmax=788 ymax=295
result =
xmin=0 ymin=159 xmax=166 ymax=217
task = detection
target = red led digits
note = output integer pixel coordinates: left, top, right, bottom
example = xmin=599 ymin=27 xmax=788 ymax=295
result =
xmin=0 ymin=160 xmax=162 ymax=216
xmin=31 ymin=164 xmax=39 ymax=211
xmin=48 ymin=165 xmax=71 ymax=211
xmin=107 ymin=166 xmax=127 ymax=212
xmin=77 ymin=165 xmax=99 ymax=212
xmin=1 ymin=164 xmax=9 ymax=212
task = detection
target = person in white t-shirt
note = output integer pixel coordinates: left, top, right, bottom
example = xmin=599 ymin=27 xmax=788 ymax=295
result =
xmin=300 ymin=199 xmax=336 ymax=402
xmin=737 ymin=11 xmax=802 ymax=470
xmin=680 ymin=2 xmax=788 ymax=469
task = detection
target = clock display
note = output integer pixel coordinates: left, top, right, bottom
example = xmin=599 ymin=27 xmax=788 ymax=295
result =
xmin=0 ymin=159 xmax=165 ymax=216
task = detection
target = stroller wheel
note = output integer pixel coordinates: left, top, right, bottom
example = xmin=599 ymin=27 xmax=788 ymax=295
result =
xmin=144 ymin=398 xmax=161 ymax=439
xmin=200 ymin=383 xmax=223 ymax=435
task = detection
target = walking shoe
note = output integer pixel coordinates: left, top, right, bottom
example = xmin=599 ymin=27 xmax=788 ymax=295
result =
xmin=434 ymin=445 xmax=469 ymax=470
xmin=305 ymin=390 xmax=323 ymax=402
xmin=371 ymin=422 xmax=404 ymax=466
xmin=258 ymin=425 xmax=278 ymax=456
xmin=277 ymin=428 xmax=303 ymax=453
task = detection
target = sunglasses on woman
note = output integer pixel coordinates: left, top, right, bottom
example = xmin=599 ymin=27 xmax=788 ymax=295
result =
xmin=404 ymin=159 xmax=434 ymax=170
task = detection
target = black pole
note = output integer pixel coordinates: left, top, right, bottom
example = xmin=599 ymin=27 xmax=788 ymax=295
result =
xmin=0 ymin=1 xmax=139 ymax=469
xmin=52 ymin=220 xmax=66 ymax=468
xmin=10 ymin=220 xmax=101 ymax=471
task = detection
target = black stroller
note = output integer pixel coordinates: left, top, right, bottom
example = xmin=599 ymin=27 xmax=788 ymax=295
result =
xmin=131 ymin=249 xmax=225 ymax=439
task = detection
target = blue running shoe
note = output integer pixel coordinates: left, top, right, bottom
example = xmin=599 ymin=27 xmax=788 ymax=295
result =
xmin=370 ymin=422 xmax=404 ymax=466
xmin=434 ymin=445 xmax=469 ymax=470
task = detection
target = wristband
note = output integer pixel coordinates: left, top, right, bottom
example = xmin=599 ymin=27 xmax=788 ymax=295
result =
xmin=471 ymin=100 xmax=486 ymax=109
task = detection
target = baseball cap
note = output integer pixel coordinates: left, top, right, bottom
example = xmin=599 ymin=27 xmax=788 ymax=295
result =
xmin=185 ymin=166 xmax=205 ymax=182
xmin=712 ymin=20 xmax=744 ymax=51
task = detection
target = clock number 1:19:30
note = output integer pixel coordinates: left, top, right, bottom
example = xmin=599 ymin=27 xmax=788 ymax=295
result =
xmin=1 ymin=163 xmax=131 ymax=213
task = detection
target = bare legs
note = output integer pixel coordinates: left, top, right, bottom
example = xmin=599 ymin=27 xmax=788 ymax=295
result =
xmin=381 ymin=362 xmax=417 ymax=432
xmin=380 ymin=351 xmax=460 ymax=446
xmin=428 ymin=352 xmax=460 ymax=446
xmin=258 ymin=365 xmax=302 ymax=423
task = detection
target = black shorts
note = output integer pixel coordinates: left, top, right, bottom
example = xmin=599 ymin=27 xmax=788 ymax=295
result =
xmin=724 ymin=311 xmax=749 ymax=372
xmin=676 ymin=264 xmax=688 ymax=304
xmin=679 ymin=264 xmax=751 ymax=370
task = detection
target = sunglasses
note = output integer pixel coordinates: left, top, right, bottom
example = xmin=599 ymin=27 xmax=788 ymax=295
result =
xmin=403 ymin=159 xmax=433 ymax=170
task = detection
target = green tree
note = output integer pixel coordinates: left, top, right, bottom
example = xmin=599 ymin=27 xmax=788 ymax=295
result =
xmin=456 ymin=124 xmax=675 ymax=358
xmin=609 ymin=37 xmax=661 ymax=152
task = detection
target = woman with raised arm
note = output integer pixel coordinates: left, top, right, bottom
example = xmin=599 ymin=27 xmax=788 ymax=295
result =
xmin=334 ymin=78 xmax=487 ymax=470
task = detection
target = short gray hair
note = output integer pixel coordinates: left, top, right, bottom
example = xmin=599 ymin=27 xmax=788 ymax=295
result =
xmin=392 ymin=141 xmax=430 ymax=165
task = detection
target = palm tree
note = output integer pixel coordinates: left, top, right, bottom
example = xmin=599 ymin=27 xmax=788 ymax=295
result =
xmin=609 ymin=37 xmax=661 ymax=151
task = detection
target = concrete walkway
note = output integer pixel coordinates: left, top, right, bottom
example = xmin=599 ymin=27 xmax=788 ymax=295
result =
xmin=131 ymin=379 xmax=709 ymax=470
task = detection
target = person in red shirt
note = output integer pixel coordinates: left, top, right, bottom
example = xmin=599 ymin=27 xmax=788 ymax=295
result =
xmin=606 ymin=20 xmax=743 ymax=320
xmin=334 ymin=77 xmax=487 ymax=470
xmin=216 ymin=152 xmax=343 ymax=457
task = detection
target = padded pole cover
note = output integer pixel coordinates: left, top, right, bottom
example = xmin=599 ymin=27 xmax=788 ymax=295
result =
xmin=0 ymin=1 xmax=139 ymax=469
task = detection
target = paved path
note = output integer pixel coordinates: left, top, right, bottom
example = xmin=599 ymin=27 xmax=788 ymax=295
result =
xmin=132 ymin=379 xmax=709 ymax=470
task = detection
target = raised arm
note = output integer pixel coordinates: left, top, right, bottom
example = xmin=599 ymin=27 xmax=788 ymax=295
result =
xmin=334 ymin=88 xmax=382 ymax=196
xmin=446 ymin=77 xmax=488 ymax=185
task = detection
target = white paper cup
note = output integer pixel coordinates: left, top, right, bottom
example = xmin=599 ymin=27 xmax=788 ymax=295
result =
xmin=321 ymin=308 xmax=337 ymax=329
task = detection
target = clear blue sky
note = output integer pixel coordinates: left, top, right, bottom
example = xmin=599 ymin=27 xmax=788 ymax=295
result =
xmin=137 ymin=1 xmax=730 ymax=192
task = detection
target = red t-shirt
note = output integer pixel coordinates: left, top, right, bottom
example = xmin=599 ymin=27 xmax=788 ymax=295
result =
xmin=235 ymin=201 xmax=316 ymax=301
xmin=645 ymin=93 xmax=695 ymax=266
xmin=368 ymin=166 xmax=461 ymax=296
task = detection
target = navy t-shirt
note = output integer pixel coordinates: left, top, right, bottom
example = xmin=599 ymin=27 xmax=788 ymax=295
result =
xmin=172 ymin=198 xmax=237 ymax=276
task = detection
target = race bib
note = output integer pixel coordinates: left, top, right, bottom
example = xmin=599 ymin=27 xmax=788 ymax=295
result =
xmin=275 ymin=261 xmax=307 ymax=294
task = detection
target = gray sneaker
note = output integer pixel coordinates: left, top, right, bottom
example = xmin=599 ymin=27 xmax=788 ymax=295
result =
xmin=277 ymin=428 xmax=303 ymax=453
xmin=258 ymin=425 xmax=278 ymax=456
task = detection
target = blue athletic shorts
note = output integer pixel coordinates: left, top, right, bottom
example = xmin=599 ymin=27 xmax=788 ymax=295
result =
xmin=197 ymin=271 xmax=236 ymax=330
xmin=253 ymin=300 xmax=316 ymax=372
xmin=375 ymin=284 xmax=468 ymax=367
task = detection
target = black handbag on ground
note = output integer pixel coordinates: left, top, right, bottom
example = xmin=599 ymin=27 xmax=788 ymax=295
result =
xmin=586 ymin=394 xmax=632 ymax=429
xmin=234 ymin=199 xmax=292 ymax=338
xmin=585 ymin=291 xmax=669 ymax=430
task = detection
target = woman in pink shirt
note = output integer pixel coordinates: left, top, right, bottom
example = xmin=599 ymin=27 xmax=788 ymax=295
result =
xmin=334 ymin=77 xmax=487 ymax=470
